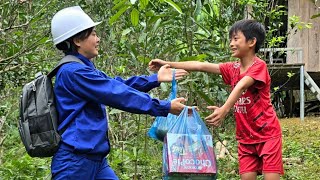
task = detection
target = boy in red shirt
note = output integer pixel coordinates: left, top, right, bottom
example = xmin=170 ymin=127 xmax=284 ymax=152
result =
xmin=149 ymin=19 xmax=283 ymax=180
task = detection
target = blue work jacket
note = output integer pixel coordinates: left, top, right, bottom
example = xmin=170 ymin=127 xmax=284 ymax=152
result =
xmin=54 ymin=53 xmax=170 ymax=156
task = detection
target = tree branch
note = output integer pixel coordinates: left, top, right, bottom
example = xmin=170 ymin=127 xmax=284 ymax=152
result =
xmin=0 ymin=21 xmax=30 ymax=32
xmin=0 ymin=64 xmax=21 ymax=74
xmin=0 ymin=30 xmax=50 ymax=68
xmin=0 ymin=0 xmax=53 ymax=32
xmin=212 ymin=129 xmax=236 ymax=160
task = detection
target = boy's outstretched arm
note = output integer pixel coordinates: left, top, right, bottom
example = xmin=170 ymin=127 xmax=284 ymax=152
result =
xmin=205 ymin=76 xmax=255 ymax=127
xmin=149 ymin=59 xmax=221 ymax=74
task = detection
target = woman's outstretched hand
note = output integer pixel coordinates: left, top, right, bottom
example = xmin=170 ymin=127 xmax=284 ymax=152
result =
xmin=157 ymin=64 xmax=188 ymax=82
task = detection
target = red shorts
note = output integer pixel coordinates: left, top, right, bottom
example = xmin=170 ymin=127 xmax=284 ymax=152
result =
xmin=238 ymin=137 xmax=284 ymax=175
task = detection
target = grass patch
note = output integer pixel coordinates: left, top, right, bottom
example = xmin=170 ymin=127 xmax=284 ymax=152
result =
xmin=281 ymin=117 xmax=320 ymax=179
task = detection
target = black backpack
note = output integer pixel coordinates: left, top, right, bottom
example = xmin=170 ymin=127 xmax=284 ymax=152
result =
xmin=18 ymin=55 xmax=84 ymax=157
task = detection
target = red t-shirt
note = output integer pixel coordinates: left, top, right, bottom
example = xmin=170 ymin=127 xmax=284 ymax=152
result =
xmin=219 ymin=56 xmax=282 ymax=144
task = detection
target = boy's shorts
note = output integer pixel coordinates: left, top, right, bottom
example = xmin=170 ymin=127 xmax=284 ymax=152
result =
xmin=238 ymin=137 xmax=284 ymax=175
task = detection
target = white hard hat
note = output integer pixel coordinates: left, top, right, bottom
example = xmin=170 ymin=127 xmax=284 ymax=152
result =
xmin=51 ymin=6 xmax=101 ymax=45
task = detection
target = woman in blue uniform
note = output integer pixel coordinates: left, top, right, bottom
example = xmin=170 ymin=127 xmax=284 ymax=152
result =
xmin=50 ymin=6 xmax=187 ymax=180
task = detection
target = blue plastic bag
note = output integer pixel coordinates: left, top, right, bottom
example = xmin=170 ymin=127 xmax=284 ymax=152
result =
xmin=148 ymin=70 xmax=178 ymax=142
xmin=163 ymin=107 xmax=217 ymax=179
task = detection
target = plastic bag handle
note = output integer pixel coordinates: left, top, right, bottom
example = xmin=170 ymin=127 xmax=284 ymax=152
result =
xmin=170 ymin=69 xmax=177 ymax=99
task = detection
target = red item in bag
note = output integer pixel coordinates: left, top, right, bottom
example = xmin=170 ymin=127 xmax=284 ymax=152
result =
xmin=166 ymin=133 xmax=217 ymax=175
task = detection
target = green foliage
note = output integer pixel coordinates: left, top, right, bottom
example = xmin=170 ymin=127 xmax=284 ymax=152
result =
xmin=130 ymin=8 xmax=140 ymax=26
xmin=0 ymin=147 xmax=50 ymax=179
xmin=0 ymin=0 xmax=78 ymax=88
xmin=289 ymin=15 xmax=313 ymax=30
xmin=163 ymin=0 xmax=183 ymax=14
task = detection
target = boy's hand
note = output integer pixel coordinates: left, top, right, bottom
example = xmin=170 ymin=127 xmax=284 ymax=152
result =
xmin=205 ymin=106 xmax=228 ymax=127
xmin=149 ymin=59 xmax=167 ymax=71
xmin=169 ymin=97 xmax=186 ymax=115
xmin=158 ymin=64 xmax=188 ymax=82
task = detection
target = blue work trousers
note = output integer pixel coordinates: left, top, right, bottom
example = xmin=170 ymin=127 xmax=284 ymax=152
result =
xmin=51 ymin=148 xmax=118 ymax=180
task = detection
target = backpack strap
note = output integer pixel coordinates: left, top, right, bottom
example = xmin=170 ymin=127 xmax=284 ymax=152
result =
xmin=47 ymin=55 xmax=84 ymax=78
xmin=47 ymin=55 xmax=84 ymax=135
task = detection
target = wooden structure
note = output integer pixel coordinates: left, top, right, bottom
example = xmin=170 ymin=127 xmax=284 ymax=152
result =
xmin=287 ymin=0 xmax=320 ymax=72
xmin=262 ymin=0 xmax=320 ymax=120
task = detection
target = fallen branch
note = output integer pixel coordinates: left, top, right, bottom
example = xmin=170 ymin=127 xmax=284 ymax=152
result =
xmin=212 ymin=129 xmax=236 ymax=160
xmin=218 ymin=140 xmax=227 ymax=158
xmin=215 ymin=140 xmax=236 ymax=161
xmin=0 ymin=135 xmax=7 ymax=147
xmin=215 ymin=141 xmax=222 ymax=156
xmin=0 ymin=116 xmax=6 ymax=148
xmin=225 ymin=146 xmax=236 ymax=161
xmin=0 ymin=116 xmax=5 ymax=133
xmin=283 ymin=157 xmax=302 ymax=165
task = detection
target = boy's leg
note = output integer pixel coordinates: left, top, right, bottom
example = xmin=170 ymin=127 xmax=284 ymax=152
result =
xmin=238 ymin=143 xmax=262 ymax=180
xmin=258 ymin=137 xmax=284 ymax=180
xmin=240 ymin=172 xmax=258 ymax=180
xmin=263 ymin=173 xmax=280 ymax=180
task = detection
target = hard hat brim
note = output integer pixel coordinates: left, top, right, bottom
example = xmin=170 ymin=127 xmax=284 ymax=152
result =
xmin=53 ymin=21 xmax=102 ymax=45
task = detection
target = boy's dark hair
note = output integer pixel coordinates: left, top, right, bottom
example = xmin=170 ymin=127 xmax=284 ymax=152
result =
xmin=56 ymin=27 xmax=94 ymax=54
xmin=229 ymin=19 xmax=266 ymax=53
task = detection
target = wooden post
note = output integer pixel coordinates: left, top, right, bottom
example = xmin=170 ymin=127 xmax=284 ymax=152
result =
xmin=290 ymin=88 xmax=294 ymax=117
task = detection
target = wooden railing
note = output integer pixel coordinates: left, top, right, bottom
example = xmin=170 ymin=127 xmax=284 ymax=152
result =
xmin=260 ymin=47 xmax=305 ymax=121
xmin=260 ymin=47 xmax=303 ymax=64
